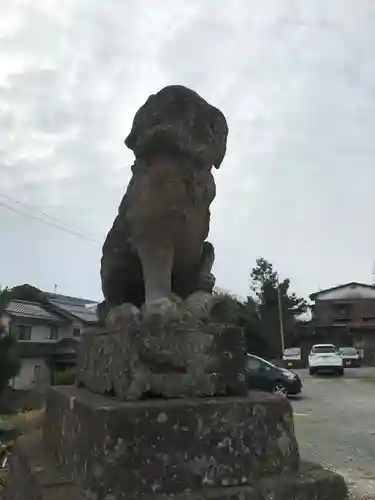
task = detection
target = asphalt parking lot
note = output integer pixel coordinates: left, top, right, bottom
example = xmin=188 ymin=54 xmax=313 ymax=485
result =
xmin=291 ymin=367 xmax=375 ymax=499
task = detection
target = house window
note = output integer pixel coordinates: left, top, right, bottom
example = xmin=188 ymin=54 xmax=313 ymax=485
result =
xmin=332 ymin=302 xmax=352 ymax=317
xmin=332 ymin=302 xmax=353 ymax=324
xmin=50 ymin=326 xmax=59 ymax=340
xmin=11 ymin=325 xmax=32 ymax=341
xmin=73 ymin=327 xmax=81 ymax=338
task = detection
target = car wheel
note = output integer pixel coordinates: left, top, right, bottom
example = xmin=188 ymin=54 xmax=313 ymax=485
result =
xmin=309 ymin=368 xmax=316 ymax=376
xmin=338 ymin=368 xmax=344 ymax=376
xmin=272 ymin=382 xmax=288 ymax=397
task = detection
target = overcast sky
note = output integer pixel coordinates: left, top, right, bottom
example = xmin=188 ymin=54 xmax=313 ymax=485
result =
xmin=1 ymin=0 xmax=375 ymax=302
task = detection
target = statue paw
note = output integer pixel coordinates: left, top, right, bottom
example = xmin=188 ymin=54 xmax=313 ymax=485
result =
xmin=141 ymin=297 xmax=177 ymax=318
xmin=183 ymin=291 xmax=220 ymax=321
xmin=106 ymin=303 xmax=141 ymax=328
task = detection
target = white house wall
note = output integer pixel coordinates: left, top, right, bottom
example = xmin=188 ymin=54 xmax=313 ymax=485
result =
xmin=32 ymin=319 xmax=88 ymax=340
xmin=2 ymin=319 xmax=85 ymax=390
xmin=0 ymin=315 xmax=58 ymax=341
xmin=59 ymin=319 xmax=86 ymax=338
xmin=1 ymin=320 xmax=87 ymax=342
xmin=1 ymin=312 xmax=11 ymax=331
xmin=13 ymin=358 xmax=50 ymax=390
xmin=316 ymin=285 xmax=375 ymax=301
xmin=28 ymin=324 xmax=58 ymax=342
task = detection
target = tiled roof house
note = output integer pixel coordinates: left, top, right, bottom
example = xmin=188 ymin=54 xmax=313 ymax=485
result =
xmin=1 ymin=286 xmax=98 ymax=390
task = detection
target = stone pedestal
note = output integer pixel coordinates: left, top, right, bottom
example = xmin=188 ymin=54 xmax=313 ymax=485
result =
xmin=5 ymin=429 xmax=348 ymax=500
xmin=77 ymin=322 xmax=247 ymax=400
xmin=3 ymin=325 xmax=348 ymax=500
xmin=43 ymin=387 xmax=299 ymax=497
xmin=3 ymin=432 xmax=83 ymax=500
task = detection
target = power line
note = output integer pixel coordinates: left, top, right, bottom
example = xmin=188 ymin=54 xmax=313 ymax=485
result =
xmin=0 ymin=190 xmax=96 ymax=238
xmin=0 ymin=201 xmax=100 ymax=244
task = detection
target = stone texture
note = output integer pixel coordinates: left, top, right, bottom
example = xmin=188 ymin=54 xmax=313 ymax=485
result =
xmin=5 ymin=432 xmax=347 ymax=500
xmin=125 ymin=85 xmax=228 ymax=168
xmin=258 ymin=462 xmax=349 ymax=500
xmin=2 ymin=432 xmax=83 ymax=500
xmin=100 ymin=85 xmax=229 ymax=316
xmin=76 ymin=320 xmax=247 ymax=400
xmin=43 ymin=387 xmax=300 ymax=498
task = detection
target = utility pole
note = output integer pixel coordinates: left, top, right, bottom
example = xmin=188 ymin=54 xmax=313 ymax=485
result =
xmin=276 ymin=273 xmax=285 ymax=356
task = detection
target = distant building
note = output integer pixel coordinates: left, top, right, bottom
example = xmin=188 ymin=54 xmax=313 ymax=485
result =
xmin=309 ymin=282 xmax=375 ymax=364
xmin=1 ymin=290 xmax=98 ymax=389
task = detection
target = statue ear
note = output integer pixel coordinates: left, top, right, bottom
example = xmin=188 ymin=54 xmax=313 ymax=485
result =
xmin=212 ymin=111 xmax=228 ymax=169
xmin=125 ymin=93 xmax=156 ymax=152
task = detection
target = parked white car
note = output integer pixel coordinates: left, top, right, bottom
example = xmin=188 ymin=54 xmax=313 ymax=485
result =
xmin=308 ymin=344 xmax=344 ymax=376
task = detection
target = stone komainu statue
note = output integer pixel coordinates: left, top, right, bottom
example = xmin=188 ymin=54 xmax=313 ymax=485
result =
xmin=100 ymin=85 xmax=228 ymax=317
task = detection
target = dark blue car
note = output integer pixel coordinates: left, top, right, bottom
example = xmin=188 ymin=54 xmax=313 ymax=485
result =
xmin=246 ymin=353 xmax=302 ymax=397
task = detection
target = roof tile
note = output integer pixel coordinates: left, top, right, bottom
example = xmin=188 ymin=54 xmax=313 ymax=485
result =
xmin=48 ymin=300 xmax=98 ymax=324
xmin=5 ymin=300 xmax=60 ymax=321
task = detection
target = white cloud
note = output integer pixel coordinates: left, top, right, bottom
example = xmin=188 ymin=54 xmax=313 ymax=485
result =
xmin=1 ymin=0 xmax=375 ymax=301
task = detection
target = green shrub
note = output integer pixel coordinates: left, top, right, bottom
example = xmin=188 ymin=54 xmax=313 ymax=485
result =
xmin=53 ymin=368 xmax=76 ymax=386
xmin=0 ymin=332 xmax=21 ymax=398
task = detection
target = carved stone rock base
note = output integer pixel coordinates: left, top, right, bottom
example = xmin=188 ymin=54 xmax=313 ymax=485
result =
xmin=77 ymin=319 xmax=247 ymax=400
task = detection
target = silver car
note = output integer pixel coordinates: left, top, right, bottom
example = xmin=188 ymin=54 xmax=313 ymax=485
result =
xmin=339 ymin=346 xmax=362 ymax=368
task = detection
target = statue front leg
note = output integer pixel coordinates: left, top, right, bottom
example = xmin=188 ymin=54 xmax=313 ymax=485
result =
xmin=136 ymin=240 xmax=175 ymax=316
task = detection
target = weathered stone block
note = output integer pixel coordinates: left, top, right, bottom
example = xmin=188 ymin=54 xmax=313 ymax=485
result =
xmin=76 ymin=320 xmax=247 ymax=400
xmin=5 ymin=433 xmax=347 ymax=500
xmin=43 ymin=387 xmax=299 ymax=498
xmin=2 ymin=432 xmax=83 ymax=500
